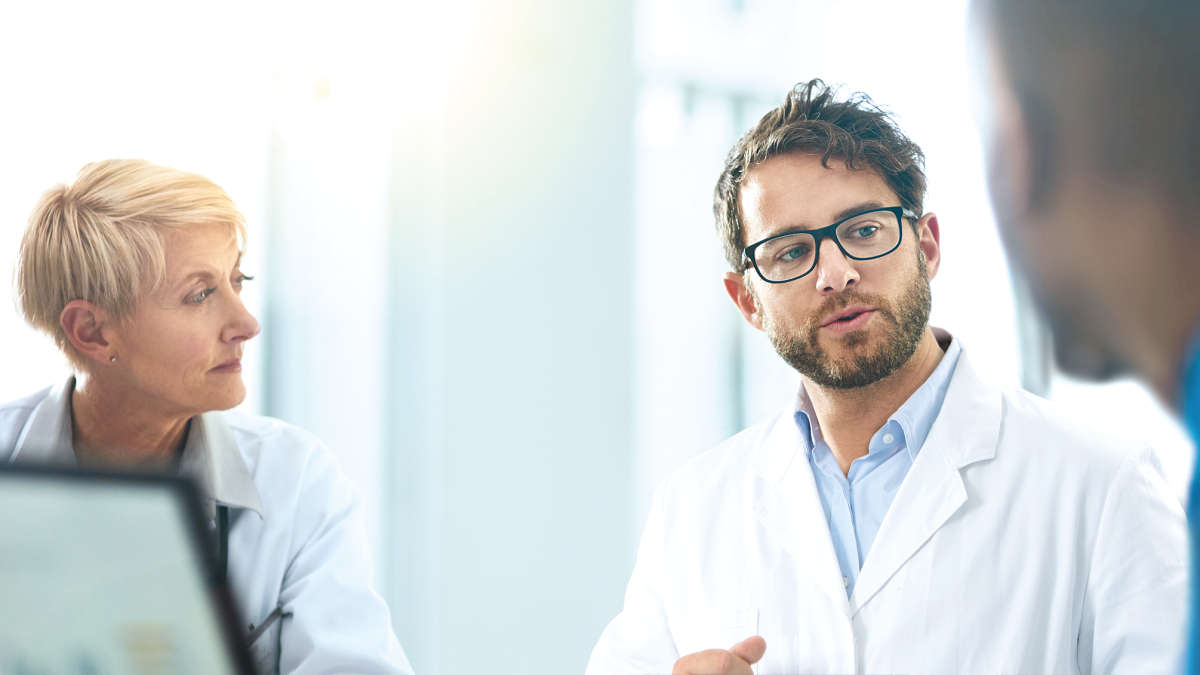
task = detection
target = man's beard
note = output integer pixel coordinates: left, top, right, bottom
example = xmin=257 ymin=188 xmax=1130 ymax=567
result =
xmin=760 ymin=255 xmax=932 ymax=389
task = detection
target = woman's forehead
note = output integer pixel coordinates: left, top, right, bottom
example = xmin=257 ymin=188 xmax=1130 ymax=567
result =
xmin=162 ymin=224 xmax=242 ymax=274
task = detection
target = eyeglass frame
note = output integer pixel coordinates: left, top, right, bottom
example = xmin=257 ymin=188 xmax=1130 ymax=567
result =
xmin=741 ymin=205 xmax=921 ymax=284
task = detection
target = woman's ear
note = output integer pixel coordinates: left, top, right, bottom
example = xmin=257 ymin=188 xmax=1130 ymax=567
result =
xmin=60 ymin=300 xmax=116 ymax=366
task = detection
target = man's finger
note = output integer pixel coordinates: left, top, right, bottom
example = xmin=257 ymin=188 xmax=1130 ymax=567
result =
xmin=729 ymin=636 xmax=766 ymax=665
xmin=671 ymin=648 xmax=753 ymax=675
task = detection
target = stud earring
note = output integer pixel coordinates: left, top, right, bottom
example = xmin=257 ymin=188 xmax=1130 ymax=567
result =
xmin=109 ymin=355 xmax=117 ymax=363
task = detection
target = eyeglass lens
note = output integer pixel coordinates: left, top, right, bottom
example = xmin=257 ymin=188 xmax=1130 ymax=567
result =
xmin=753 ymin=210 xmax=901 ymax=282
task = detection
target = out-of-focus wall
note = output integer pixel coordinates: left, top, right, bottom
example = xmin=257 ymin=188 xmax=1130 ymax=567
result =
xmin=376 ymin=1 xmax=638 ymax=672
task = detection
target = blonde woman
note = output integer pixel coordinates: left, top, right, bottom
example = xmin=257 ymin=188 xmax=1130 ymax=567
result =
xmin=0 ymin=159 xmax=414 ymax=674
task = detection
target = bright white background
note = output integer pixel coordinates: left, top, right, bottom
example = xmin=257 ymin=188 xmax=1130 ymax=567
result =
xmin=1 ymin=1 xmax=1192 ymax=673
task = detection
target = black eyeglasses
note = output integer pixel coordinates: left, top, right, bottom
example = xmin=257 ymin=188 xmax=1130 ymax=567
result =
xmin=742 ymin=206 xmax=919 ymax=284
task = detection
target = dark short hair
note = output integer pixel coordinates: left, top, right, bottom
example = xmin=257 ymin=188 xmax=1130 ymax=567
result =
xmin=974 ymin=0 xmax=1200 ymax=207
xmin=713 ymin=79 xmax=927 ymax=272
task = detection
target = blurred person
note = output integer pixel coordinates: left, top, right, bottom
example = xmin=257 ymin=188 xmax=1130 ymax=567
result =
xmin=968 ymin=0 xmax=1200 ymax=669
xmin=0 ymin=160 xmax=414 ymax=674
xmin=587 ymin=80 xmax=1186 ymax=674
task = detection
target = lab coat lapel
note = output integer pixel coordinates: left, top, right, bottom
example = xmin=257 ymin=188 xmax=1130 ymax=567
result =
xmin=753 ymin=411 xmax=850 ymax=609
xmin=849 ymin=351 xmax=1001 ymax=616
xmin=11 ymin=379 xmax=75 ymax=464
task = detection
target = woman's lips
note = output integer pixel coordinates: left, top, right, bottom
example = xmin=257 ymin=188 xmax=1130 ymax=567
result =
xmin=820 ymin=309 xmax=877 ymax=334
xmin=210 ymin=359 xmax=242 ymax=373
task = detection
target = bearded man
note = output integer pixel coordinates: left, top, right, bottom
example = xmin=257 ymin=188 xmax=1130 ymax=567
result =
xmin=586 ymin=80 xmax=1187 ymax=675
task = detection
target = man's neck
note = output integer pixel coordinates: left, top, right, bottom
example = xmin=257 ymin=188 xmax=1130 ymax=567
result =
xmin=70 ymin=374 xmax=191 ymax=469
xmin=805 ymin=328 xmax=946 ymax=475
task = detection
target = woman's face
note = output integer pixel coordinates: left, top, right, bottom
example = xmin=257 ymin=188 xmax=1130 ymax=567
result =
xmin=109 ymin=223 xmax=259 ymax=418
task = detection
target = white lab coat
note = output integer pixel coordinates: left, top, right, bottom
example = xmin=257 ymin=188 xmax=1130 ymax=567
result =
xmin=0 ymin=378 xmax=414 ymax=675
xmin=588 ymin=344 xmax=1187 ymax=674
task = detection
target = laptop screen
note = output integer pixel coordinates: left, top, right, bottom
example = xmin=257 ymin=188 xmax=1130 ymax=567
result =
xmin=0 ymin=464 xmax=254 ymax=674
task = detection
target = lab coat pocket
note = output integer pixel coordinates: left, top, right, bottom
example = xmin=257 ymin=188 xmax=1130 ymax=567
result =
xmin=670 ymin=607 xmax=760 ymax=668
xmin=247 ymin=605 xmax=285 ymax=675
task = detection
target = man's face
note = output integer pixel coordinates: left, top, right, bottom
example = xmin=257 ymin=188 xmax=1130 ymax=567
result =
xmin=733 ymin=153 xmax=936 ymax=389
xmin=971 ymin=30 xmax=1129 ymax=380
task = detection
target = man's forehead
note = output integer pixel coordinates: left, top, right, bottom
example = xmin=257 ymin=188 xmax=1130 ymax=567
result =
xmin=740 ymin=155 xmax=897 ymax=235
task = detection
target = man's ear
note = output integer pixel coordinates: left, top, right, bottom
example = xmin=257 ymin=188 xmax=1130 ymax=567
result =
xmin=915 ymin=212 xmax=942 ymax=280
xmin=723 ymin=271 xmax=764 ymax=331
xmin=60 ymin=300 xmax=116 ymax=366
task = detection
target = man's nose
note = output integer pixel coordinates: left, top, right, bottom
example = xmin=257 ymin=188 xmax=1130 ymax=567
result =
xmin=812 ymin=238 xmax=861 ymax=293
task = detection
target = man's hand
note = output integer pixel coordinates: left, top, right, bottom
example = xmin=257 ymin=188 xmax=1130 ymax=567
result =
xmin=671 ymin=636 xmax=766 ymax=675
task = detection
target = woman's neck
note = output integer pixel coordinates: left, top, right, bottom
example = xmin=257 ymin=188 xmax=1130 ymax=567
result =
xmin=70 ymin=373 xmax=191 ymax=469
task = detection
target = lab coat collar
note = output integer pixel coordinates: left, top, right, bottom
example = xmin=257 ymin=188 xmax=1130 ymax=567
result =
xmin=754 ymin=411 xmax=852 ymax=611
xmin=11 ymin=376 xmax=264 ymax=519
xmin=755 ymin=329 xmax=1001 ymax=614
xmin=849 ymin=334 xmax=1000 ymax=615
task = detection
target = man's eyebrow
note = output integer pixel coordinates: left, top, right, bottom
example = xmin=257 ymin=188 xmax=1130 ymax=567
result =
xmin=830 ymin=200 xmax=887 ymax=224
xmin=760 ymin=200 xmax=890 ymax=240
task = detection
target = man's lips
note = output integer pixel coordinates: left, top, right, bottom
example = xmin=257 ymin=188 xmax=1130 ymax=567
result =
xmin=211 ymin=358 xmax=242 ymax=372
xmin=820 ymin=306 xmax=876 ymax=328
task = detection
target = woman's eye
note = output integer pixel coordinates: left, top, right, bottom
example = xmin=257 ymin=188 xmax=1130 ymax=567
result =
xmin=233 ymin=273 xmax=255 ymax=291
xmin=188 ymin=288 xmax=216 ymax=304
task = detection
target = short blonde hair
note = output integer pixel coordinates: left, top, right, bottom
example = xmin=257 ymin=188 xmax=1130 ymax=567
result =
xmin=16 ymin=159 xmax=247 ymax=368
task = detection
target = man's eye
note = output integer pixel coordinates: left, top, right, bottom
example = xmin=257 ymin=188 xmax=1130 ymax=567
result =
xmin=780 ymin=245 xmax=811 ymax=261
xmin=850 ymin=225 xmax=879 ymax=239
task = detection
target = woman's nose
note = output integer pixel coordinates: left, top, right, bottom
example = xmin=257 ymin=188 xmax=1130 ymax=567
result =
xmin=223 ymin=296 xmax=260 ymax=343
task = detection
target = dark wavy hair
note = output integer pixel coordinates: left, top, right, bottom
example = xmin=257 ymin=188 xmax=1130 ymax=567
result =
xmin=713 ymin=79 xmax=927 ymax=272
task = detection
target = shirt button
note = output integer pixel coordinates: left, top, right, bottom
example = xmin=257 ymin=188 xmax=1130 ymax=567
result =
xmin=843 ymin=576 xmax=849 ymax=587
xmin=882 ymin=433 xmax=895 ymax=445
xmin=208 ymin=520 xmax=217 ymax=530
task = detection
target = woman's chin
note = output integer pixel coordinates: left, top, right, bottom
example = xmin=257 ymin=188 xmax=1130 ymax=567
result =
xmin=203 ymin=381 xmax=247 ymax=412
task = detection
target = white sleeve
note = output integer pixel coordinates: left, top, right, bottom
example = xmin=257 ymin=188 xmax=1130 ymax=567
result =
xmin=587 ymin=483 xmax=680 ymax=675
xmin=276 ymin=444 xmax=414 ymax=675
xmin=1077 ymin=445 xmax=1188 ymax=674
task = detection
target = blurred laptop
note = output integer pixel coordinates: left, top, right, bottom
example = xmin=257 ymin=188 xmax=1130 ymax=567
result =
xmin=0 ymin=463 xmax=256 ymax=674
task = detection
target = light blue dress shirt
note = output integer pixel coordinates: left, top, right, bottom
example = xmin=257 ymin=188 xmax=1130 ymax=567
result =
xmin=796 ymin=337 xmax=962 ymax=596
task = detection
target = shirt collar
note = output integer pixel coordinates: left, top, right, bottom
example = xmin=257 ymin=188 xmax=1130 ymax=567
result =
xmin=13 ymin=376 xmax=264 ymax=518
xmin=794 ymin=330 xmax=963 ymax=461
xmin=889 ymin=335 xmax=962 ymax=460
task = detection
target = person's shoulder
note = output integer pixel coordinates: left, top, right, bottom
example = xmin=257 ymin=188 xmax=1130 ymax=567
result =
xmin=222 ymin=408 xmax=324 ymax=448
xmin=0 ymin=386 xmax=54 ymax=458
xmin=998 ymin=386 xmax=1132 ymax=462
xmin=0 ymin=385 xmax=52 ymax=417
xmin=657 ymin=411 xmax=787 ymax=502
xmin=218 ymin=409 xmax=340 ymax=477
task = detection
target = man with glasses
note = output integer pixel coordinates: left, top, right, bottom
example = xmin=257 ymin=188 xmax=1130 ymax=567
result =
xmin=587 ymin=80 xmax=1186 ymax=674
